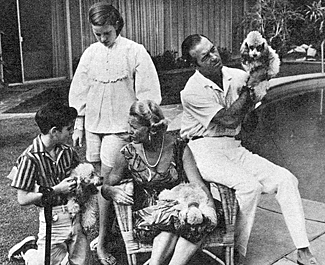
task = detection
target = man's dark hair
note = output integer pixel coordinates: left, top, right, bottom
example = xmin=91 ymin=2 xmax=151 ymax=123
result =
xmin=35 ymin=102 xmax=77 ymax=134
xmin=89 ymin=2 xmax=124 ymax=36
xmin=182 ymin=34 xmax=213 ymax=66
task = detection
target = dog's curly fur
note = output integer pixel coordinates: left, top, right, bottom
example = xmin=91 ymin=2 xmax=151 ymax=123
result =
xmin=241 ymin=31 xmax=280 ymax=80
xmin=158 ymin=183 xmax=218 ymax=226
xmin=240 ymin=31 xmax=280 ymax=101
xmin=67 ymin=163 xmax=102 ymax=232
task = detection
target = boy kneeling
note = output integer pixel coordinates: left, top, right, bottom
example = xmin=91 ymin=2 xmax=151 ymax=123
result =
xmin=9 ymin=102 xmax=90 ymax=265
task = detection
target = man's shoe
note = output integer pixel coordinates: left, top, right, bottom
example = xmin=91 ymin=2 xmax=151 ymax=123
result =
xmin=297 ymin=256 xmax=319 ymax=265
xmin=8 ymin=236 xmax=37 ymax=261
xmin=297 ymin=252 xmax=319 ymax=265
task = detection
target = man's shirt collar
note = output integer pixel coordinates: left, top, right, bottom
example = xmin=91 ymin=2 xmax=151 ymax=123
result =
xmin=194 ymin=66 xmax=232 ymax=93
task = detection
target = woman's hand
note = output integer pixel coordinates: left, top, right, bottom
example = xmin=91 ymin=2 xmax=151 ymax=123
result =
xmin=72 ymin=129 xmax=84 ymax=147
xmin=53 ymin=177 xmax=77 ymax=195
xmin=102 ymin=184 xmax=134 ymax=205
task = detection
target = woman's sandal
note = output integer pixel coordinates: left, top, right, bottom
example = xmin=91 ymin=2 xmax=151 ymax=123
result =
xmin=98 ymin=254 xmax=117 ymax=265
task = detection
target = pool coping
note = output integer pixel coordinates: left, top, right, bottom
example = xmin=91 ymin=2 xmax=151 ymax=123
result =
xmin=1 ymin=73 xmax=325 ymax=125
xmin=270 ymin=72 xmax=325 ymax=88
xmin=265 ymin=73 xmax=325 ymax=104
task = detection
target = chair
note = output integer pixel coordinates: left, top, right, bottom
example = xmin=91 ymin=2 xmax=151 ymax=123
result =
xmin=114 ymin=180 xmax=238 ymax=265
xmin=113 ymin=136 xmax=238 ymax=265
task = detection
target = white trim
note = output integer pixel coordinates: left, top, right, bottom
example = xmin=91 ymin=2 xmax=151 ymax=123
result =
xmin=8 ymin=77 xmax=67 ymax=87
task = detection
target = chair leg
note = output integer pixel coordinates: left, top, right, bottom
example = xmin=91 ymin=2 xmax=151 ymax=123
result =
xmin=225 ymin=247 xmax=230 ymax=265
xmin=229 ymin=247 xmax=234 ymax=265
xmin=126 ymin=253 xmax=137 ymax=265
xmin=225 ymin=246 xmax=235 ymax=265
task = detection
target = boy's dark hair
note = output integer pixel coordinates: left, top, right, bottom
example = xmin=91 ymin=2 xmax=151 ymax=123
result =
xmin=35 ymin=102 xmax=77 ymax=134
xmin=89 ymin=2 xmax=124 ymax=36
xmin=181 ymin=34 xmax=211 ymax=66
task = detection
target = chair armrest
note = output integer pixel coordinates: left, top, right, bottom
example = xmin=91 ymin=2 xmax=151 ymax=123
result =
xmin=216 ymin=183 xmax=238 ymax=227
xmin=202 ymin=183 xmax=238 ymax=248
xmin=113 ymin=180 xmax=145 ymax=254
xmin=113 ymin=179 xmax=134 ymax=232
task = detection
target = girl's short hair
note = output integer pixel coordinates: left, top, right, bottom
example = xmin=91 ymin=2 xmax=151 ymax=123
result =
xmin=89 ymin=2 xmax=124 ymax=35
xmin=129 ymin=100 xmax=168 ymax=133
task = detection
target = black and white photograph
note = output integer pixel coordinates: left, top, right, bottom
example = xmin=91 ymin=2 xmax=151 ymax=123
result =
xmin=1 ymin=0 xmax=325 ymax=264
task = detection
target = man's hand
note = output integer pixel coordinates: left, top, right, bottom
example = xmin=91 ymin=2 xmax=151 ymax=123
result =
xmin=72 ymin=129 xmax=84 ymax=147
xmin=251 ymin=80 xmax=270 ymax=103
xmin=247 ymin=68 xmax=268 ymax=87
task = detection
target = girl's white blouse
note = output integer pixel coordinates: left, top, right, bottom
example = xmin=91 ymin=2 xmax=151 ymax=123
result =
xmin=69 ymin=36 xmax=161 ymax=133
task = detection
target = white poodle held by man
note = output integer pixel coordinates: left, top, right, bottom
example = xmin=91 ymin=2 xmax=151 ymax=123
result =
xmin=240 ymin=31 xmax=280 ymax=102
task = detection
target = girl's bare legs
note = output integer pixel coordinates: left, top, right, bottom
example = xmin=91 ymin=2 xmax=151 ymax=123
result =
xmin=97 ymin=164 xmax=116 ymax=262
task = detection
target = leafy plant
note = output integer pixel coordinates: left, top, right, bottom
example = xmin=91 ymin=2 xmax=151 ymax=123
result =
xmin=303 ymin=1 xmax=325 ymax=40
xmin=151 ymin=50 xmax=181 ymax=71
xmin=242 ymin=0 xmax=304 ymax=57
xmin=217 ymin=47 xmax=232 ymax=64
xmin=151 ymin=47 xmax=232 ymax=72
xmin=304 ymin=0 xmax=325 ymax=25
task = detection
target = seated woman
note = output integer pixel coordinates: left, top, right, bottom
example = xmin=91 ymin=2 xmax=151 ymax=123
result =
xmin=101 ymin=100 xmax=219 ymax=265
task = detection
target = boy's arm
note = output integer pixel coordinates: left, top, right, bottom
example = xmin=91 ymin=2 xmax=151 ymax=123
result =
xmin=17 ymin=177 xmax=77 ymax=206
xmin=17 ymin=189 xmax=42 ymax=206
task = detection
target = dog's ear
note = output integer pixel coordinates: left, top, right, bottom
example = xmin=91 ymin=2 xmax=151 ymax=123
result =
xmin=240 ymin=41 xmax=249 ymax=55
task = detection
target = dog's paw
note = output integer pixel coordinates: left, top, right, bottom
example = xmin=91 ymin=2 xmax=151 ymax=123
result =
xmin=200 ymin=205 xmax=218 ymax=226
xmin=178 ymin=208 xmax=188 ymax=225
xmin=67 ymin=199 xmax=80 ymax=219
xmin=187 ymin=206 xmax=204 ymax=225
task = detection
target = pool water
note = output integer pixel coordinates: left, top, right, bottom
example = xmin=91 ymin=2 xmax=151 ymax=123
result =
xmin=241 ymin=90 xmax=325 ymax=203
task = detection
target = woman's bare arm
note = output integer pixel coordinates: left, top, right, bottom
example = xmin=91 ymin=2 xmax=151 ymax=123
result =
xmin=182 ymin=146 xmax=215 ymax=209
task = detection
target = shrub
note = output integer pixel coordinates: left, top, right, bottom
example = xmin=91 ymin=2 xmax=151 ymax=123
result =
xmin=151 ymin=47 xmax=232 ymax=72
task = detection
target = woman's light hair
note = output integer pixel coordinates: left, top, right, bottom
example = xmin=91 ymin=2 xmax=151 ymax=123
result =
xmin=129 ymin=100 xmax=168 ymax=133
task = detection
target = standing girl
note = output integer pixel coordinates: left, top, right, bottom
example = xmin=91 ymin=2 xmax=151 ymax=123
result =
xmin=69 ymin=2 xmax=161 ymax=264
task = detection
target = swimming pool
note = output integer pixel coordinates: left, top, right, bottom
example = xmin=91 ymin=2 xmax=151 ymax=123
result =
xmin=241 ymin=73 xmax=325 ymax=203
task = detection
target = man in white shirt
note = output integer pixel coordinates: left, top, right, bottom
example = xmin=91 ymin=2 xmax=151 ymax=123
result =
xmin=180 ymin=34 xmax=318 ymax=265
